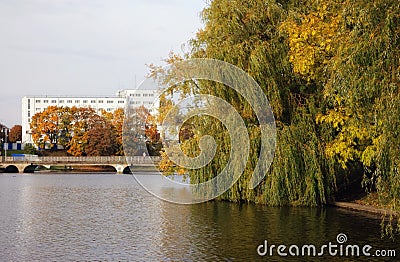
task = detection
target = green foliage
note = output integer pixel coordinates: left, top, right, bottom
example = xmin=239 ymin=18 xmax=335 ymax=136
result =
xmin=23 ymin=143 xmax=37 ymax=155
xmin=315 ymin=0 xmax=400 ymax=229
xmin=155 ymin=0 xmax=400 ymax=223
xmin=153 ymin=0 xmax=335 ymax=206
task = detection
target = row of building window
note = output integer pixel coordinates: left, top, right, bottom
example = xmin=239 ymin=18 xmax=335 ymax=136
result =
xmin=34 ymin=107 xmax=117 ymax=111
xmin=129 ymin=101 xmax=153 ymax=105
xmin=28 ymin=107 xmax=118 ymax=119
xmin=129 ymin=93 xmax=155 ymax=97
xmin=34 ymin=99 xmax=126 ymax=104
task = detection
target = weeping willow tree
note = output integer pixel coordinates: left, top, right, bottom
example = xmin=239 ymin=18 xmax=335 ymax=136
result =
xmin=283 ymin=0 xmax=399 ymax=225
xmin=314 ymin=0 xmax=400 ymax=233
xmin=152 ymin=0 xmax=336 ymax=206
xmin=154 ymin=0 xmax=399 ymax=215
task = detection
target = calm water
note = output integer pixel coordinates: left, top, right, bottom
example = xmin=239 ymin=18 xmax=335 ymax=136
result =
xmin=0 ymin=173 xmax=398 ymax=261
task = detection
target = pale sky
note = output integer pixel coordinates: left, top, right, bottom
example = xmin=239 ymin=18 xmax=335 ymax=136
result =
xmin=0 ymin=0 xmax=207 ymax=127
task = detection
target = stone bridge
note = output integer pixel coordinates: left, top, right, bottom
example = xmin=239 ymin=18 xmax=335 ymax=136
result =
xmin=0 ymin=156 xmax=161 ymax=174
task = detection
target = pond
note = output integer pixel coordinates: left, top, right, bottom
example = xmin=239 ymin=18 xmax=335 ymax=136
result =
xmin=0 ymin=173 xmax=398 ymax=261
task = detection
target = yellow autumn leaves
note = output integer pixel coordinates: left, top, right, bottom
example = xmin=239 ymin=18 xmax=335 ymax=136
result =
xmin=280 ymin=5 xmax=341 ymax=81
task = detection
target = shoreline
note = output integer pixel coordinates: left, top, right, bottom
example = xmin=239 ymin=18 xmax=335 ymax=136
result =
xmin=333 ymin=201 xmax=399 ymax=217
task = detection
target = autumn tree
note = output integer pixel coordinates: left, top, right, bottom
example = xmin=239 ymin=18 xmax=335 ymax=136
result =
xmin=144 ymin=112 xmax=162 ymax=156
xmin=315 ymin=0 xmax=400 ymax=228
xmin=8 ymin=125 xmax=22 ymax=143
xmin=30 ymin=106 xmax=71 ymax=149
xmin=170 ymin=0 xmax=400 ymax=233
xmin=280 ymin=0 xmax=399 ymax=216
xmin=30 ymin=106 xmax=126 ymax=156
xmin=123 ymin=105 xmax=161 ymax=156
xmin=102 ymin=108 xmax=125 ymax=155
xmin=86 ymin=124 xmax=118 ymax=156
xmin=57 ymin=107 xmax=74 ymax=149
xmin=67 ymin=107 xmax=106 ymax=156
xmin=0 ymin=123 xmax=6 ymax=142
xmin=153 ymin=0 xmax=336 ymax=205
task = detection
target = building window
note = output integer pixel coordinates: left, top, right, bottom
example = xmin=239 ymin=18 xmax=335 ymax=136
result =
xmin=36 ymin=108 xmax=41 ymax=111
xmin=135 ymin=94 xmax=141 ymax=97
xmin=143 ymin=93 xmax=148 ymax=97
xmin=59 ymin=100 xmax=64 ymax=103
xmin=83 ymin=100 xmax=88 ymax=103
xmin=51 ymin=100 xmax=57 ymax=103
xmin=107 ymin=100 xmax=114 ymax=103
xmin=149 ymin=93 xmax=154 ymax=97
xmin=91 ymin=100 xmax=96 ymax=103
xmin=98 ymin=100 xmax=103 ymax=103
xmin=43 ymin=100 xmax=48 ymax=103
xmin=67 ymin=100 xmax=72 ymax=103
xmin=107 ymin=108 xmax=112 ymax=112
xmin=28 ymin=111 xmax=30 ymax=117
xmin=75 ymin=100 xmax=80 ymax=103
xmin=35 ymin=100 xmax=41 ymax=103
xmin=118 ymin=100 xmax=124 ymax=104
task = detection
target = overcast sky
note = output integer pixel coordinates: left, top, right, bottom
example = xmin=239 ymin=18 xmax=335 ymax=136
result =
xmin=0 ymin=0 xmax=206 ymax=127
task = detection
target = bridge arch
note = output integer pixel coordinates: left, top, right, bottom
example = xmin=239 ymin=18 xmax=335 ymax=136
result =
xmin=103 ymin=165 xmax=117 ymax=173
xmin=5 ymin=165 xmax=19 ymax=173
xmin=123 ymin=166 xmax=132 ymax=174
xmin=3 ymin=156 xmax=161 ymax=174
xmin=23 ymin=164 xmax=38 ymax=173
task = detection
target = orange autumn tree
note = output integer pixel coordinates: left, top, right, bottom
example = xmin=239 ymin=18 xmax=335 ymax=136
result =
xmin=8 ymin=125 xmax=22 ymax=143
xmin=30 ymin=106 xmax=72 ymax=149
xmin=85 ymin=120 xmax=118 ymax=156
xmin=67 ymin=107 xmax=106 ymax=156
xmin=102 ymin=108 xmax=125 ymax=156
xmin=31 ymin=106 xmax=124 ymax=156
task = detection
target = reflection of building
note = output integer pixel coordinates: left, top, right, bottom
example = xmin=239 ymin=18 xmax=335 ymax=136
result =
xmin=21 ymin=89 xmax=159 ymax=144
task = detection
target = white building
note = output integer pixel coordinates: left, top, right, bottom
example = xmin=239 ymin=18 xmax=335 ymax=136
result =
xmin=21 ymin=89 xmax=159 ymax=144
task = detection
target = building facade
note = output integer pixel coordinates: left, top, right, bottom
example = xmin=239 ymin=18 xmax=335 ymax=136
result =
xmin=21 ymin=89 xmax=158 ymax=144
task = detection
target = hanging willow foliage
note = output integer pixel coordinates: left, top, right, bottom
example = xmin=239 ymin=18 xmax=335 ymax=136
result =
xmin=179 ymin=0 xmax=337 ymax=207
xmin=155 ymin=0 xmax=400 ymax=220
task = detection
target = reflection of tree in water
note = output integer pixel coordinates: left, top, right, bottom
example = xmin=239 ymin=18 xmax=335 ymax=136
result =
xmin=155 ymin=201 xmax=399 ymax=260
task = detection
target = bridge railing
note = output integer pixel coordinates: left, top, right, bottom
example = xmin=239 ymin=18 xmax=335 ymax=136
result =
xmin=3 ymin=156 xmax=161 ymax=164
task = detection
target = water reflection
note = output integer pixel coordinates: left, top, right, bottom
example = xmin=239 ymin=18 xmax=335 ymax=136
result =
xmin=0 ymin=174 xmax=398 ymax=261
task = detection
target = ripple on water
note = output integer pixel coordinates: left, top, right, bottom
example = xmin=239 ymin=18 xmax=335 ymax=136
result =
xmin=0 ymin=174 xmax=398 ymax=261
